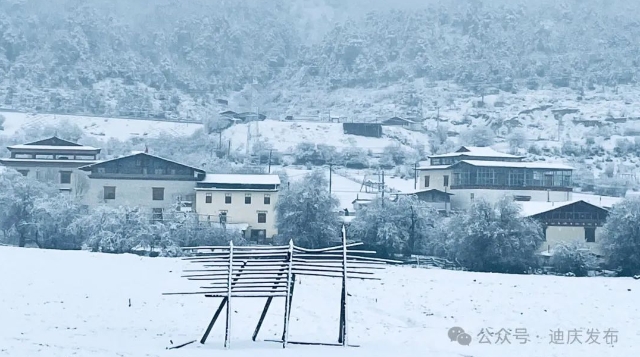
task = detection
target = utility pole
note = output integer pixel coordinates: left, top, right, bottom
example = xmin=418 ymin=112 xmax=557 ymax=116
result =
xmin=268 ymin=149 xmax=273 ymax=173
xmin=381 ymin=171 xmax=385 ymax=207
xmin=329 ymin=164 xmax=333 ymax=194
xmin=414 ymin=162 xmax=418 ymax=190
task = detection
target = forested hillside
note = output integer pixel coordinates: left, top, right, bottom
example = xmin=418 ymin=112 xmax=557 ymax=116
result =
xmin=1 ymin=0 xmax=639 ymax=119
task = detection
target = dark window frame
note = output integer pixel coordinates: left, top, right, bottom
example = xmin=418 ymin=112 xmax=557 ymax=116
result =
xmin=225 ymin=193 xmax=232 ymax=204
xmin=257 ymin=212 xmax=267 ymax=223
xmin=205 ymin=193 xmax=213 ymax=203
xmin=104 ymin=186 xmax=116 ymax=200
xmin=152 ymin=187 xmax=165 ymax=201
xmin=264 ymin=194 xmax=271 ymax=204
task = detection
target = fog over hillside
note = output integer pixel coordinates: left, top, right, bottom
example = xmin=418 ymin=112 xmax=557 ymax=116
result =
xmin=1 ymin=0 xmax=639 ymax=119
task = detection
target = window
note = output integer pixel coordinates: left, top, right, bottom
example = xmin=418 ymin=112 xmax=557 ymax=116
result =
xmin=152 ymin=187 xmax=164 ymax=201
xmin=443 ymin=175 xmax=449 ymax=187
xmin=97 ymin=167 xmax=106 ymax=174
xmin=35 ymin=170 xmax=42 ymax=180
xmin=60 ymin=171 xmax=72 ymax=184
xmin=205 ymin=193 xmax=213 ymax=203
xmin=219 ymin=211 xmax=228 ymax=224
xmin=257 ymin=212 xmax=267 ymax=223
xmin=17 ymin=170 xmax=28 ymax=176
xmin=225 ymin=193 xmax=232 ymax=204
xmin=135 ymin=159 xmax=142 ymax=166
xmin=424 ymin=175 xmax=430 ymax=188
xmin=264 ymin=194 xmax=271 ymax=204
xmin=154 ymin=168 xmax=165 ymax=175
xmin=152 ymin=208 xmax=163 ymax=222
xmin=431 ymin=158 xmax=441 ymax=165
xmin=585 ymin=227 xmax=596 ymax=243
xmin=245 ymin=193 xmax=252 ymax=204
xmin=470 ymin=193 xmax=474 ymax=201
xmin=104 ymin=186 xmax=116 ymax=200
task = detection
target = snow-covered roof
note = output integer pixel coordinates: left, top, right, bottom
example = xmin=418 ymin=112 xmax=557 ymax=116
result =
xmin=78 ymin=152 xmax=205 ymax=173
xmin=0 ymin=158 xmax=98 ymax=165
xmin=457 ymin=160 xmax=574 ymax=170
xmin=517 ymin=199 xmax=609 ymax=217
xmin=200 ymin=174 xmax=281 ymax=185
xmin=416 ymin=164 xmax=452 ymax=170
xmin=517 ymin=200 xmax=581 ymax=217
xmin=429 ymin=146 xmax=523 ymax=159
xmin=398 ymin=188 xmax=454 ymax=196
xmin=7 ymin=144 xmax=100 ymax=151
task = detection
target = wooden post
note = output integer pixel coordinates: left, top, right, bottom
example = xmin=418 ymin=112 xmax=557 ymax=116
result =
xmin=224 ymin=242 xmax=234 ymax=349
xmin=281 ymin=274 xmax=296 ymax=342
xmin=340 ymin=225 xmax=349 ymax=346
xmin=252 ymin=273 xmax=286 ymax=341
xmin=200 ymin=261 xmax=248 ymax=345
xmin=282 ymin=240 xmax=294 ymax=348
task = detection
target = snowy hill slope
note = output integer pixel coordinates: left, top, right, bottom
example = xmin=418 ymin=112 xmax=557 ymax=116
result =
xmin=0 ymin=246 xmax=637 ymax=357
xmin=0 ymin=111 xmax=203 ymax=140
xmin=221 ymin=119 xmax=429 ymax=154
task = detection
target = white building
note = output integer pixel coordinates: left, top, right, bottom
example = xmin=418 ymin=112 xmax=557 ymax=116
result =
xmin=416 ymin=146 xmax=574 ymax=210
xmin=78 ymin=152 xmax=206 ymax=220
xmin=194 ymin=174 xmax=281 ymax=243
xmin=0 ymin=136 xmax=100 ymax=197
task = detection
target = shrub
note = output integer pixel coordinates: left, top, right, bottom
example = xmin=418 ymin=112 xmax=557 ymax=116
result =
xmin=549 ymin=241 xmax=599 ymax=277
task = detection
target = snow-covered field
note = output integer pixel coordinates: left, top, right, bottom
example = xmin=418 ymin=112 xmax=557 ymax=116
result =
xmin=223 ymin=119 xmax=430 ymax=154
xmin=0 ymin=111 xmax=203 ymax=140
xmin=0 ymin=246 xmax=637 ymax=357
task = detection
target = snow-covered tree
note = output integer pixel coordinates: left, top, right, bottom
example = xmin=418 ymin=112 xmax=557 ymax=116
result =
xmin=0 ymin=169 xmax=55 ymax=247
xmin=549 ymin=241 xmax=599 ymax=277
xmin=443 ymin=197 xmax=544 ymax=273
xmin=507 ymin=129 xmax=528 ymax=153
xmin=32 ymin=195 xmax=85 ymax=250
xmin=348 ymin=195 xmax=437 ymax=258
xmin=461 ymin=126 xmax=495 ymax=147
xmin=275 ymin=169 xmax=340 ymax=248
xmin=68 ymin=206 xmax=154 ymax=254
xmin=600 ymin=199 xmax=640 ymax=276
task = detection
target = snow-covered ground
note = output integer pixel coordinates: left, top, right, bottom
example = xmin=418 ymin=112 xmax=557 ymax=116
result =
xmin=0 ymin=111 xmax=203 ymax=140
xmin=223 ymin=119 xmax=429 ymax=154
xmin=0 ymin=246 xmax=637 ymax=357
xmin=284 ymin=167 xmax=374 ymax=209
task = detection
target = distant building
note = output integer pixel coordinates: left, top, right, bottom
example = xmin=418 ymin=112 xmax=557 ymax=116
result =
xmin=380 ymin=117 xmax=422 ymax=130
xmin=0 ymin=136 xmax=101 ymax=196
xmin=78 ymin=152 xmax=206 ymax=220
xmin=393 ymin=188 xmax=453 ymax=213
xmin=518 ymin=200 xmax=610 ymax=256
xmin=194 ymin=174 xmax=281 ymax=243
xmin=416 ymin=146 xmax=574 ymax=210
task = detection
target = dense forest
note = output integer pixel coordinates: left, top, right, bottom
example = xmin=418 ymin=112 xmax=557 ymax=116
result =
xmin=1 ymin=0 xmax=639 ymax=119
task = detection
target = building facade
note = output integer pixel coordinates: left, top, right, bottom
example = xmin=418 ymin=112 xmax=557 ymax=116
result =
xmin=518 ymin=200 xmax=609 ymax=256
xmin=194 ymin=174 xmax=281 ymax=242
xmin=417 ymin=146 xmax=574 ymax=210
xmin=78 ymin=152 xmax=205 ymax=220
xmin=0 ymin=136 xmax=100 ymax=196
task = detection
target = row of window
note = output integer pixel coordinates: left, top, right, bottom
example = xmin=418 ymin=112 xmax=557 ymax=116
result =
xmin=204 ymin=193 xmax=271 ymax=205
xmin=423 ymin=175 xmax=449 ymax=188
xmin=17 ymin=169 xmax=72 ymax=184
xmin=214 ymin=211 xmax=268 ymax=224
xmin=103 ymin=186 xmax=166 ymax=201
xmin=95 ymin=166 xmax=191 ymax=176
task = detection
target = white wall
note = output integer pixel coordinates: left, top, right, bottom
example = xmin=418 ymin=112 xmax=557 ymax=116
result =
xmin=82 ymin=178 xmax=197 ymax=215
xmin=449 ymin=189 xmax=573 ymax=210
xmin=539 ymin=226 xmax=604 ymax=255
xmin=195 ymin=190 xmax=279 ymax=238
xmin=5 ymin=165 xmax=92 ymax=198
